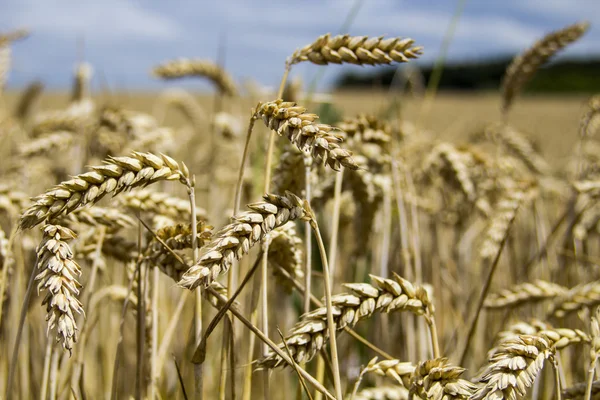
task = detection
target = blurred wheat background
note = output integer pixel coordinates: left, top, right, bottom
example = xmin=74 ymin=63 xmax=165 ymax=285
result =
xmin=0 ymin=1 xmax=599 ymax=400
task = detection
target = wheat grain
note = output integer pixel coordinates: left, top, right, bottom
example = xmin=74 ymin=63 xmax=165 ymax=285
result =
xmin=19 ymin=152 xmax=190 ymax=230
xmin=288 ymin=34 xmax=422 ymax=66
xmin=34 ymin=225 xmax=84 ymax=353
xmin=502 ymin=21 xmax=589 ymax=115
xmin=409 ymin=358 xmax=476 ymax=400
xmin=179 ymin=192 xmax=306 ymax=289
xmin=257 ymin=273 xmax=432 ymax=368
xmin=152 ymin=59 xmax=238 ymax=97
xmin=364 ymin=357 xmax=414 ymax=386
xmin=254 ymin=100 xmax=359 ymax=171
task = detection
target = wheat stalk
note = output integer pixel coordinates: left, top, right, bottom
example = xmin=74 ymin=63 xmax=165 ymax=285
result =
xmin=253 ymin=99 xmax=360 ymax=171
xmin=178 ymin=192 xmax=306 ymax=289
xmin=501 ymin=21 xmax=589 ymax=115
xmin=257 ymin=273 xmax=433 ymax=368
xmin=152 ymin=59 xmax=238 ymax=97
xmin=288 ymin=33 xmax=422 ymax=66
xmin=19 ymin=152 xmax=190 ymax=230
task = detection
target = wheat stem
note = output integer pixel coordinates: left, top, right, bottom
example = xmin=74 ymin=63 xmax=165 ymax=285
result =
xmin=308 ymin=204 xmax=343 ymax=400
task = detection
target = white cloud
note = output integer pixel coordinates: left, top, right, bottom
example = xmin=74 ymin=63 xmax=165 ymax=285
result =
xmin=5 ymin=0 xmax=180 ymax=41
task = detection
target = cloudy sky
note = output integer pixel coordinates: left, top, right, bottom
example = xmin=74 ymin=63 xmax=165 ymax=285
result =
xmin=2 ymin=0 xmax=598 ymax=91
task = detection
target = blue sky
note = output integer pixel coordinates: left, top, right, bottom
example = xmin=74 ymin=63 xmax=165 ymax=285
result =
xmin=2 ymin=0 xmax=599 ymax=92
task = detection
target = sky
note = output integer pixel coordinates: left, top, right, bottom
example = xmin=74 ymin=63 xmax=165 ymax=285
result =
xmin=2 ymin=0 xmax=599 ymax=92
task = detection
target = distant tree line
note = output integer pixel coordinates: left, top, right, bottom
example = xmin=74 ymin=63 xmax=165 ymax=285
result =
xmin=334 ymin=57 xmax=600 ymax=92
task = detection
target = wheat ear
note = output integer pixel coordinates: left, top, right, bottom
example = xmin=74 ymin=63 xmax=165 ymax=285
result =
xmin=19 ymin=152 xmax=190 ymax=229
xmin=501 ymin=21 xmax=589 ymax=116
xmin=474 ymin=331 xmax=589 ymax=400
xmin=288 ymin=33 xmax=422 ymax=66
xmin=117 ymin=189 xmax=206 ymax=221
xmin=254 ymin=99 xmax=360 ymax=171
xmin=152 ymin=59 xmax=238 ymax=97
xmin=257 ymin=273 xmax=433 ymax=368
xmin=178 ymin=192 xmax=306 ymax=289
xmin=550 ymin=281 xmax=600 ymax=318
xmin=34 ymin=225 xmax=84 ymax=353
xmin=485 ymin=280 xmax=568 ymax=309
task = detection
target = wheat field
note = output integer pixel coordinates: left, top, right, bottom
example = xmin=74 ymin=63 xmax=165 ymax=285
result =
xmin=0 ymin=21 xmax=599 ymax=400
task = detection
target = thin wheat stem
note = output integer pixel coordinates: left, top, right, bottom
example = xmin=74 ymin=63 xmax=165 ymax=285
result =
xmin=459 ymin=218 xmax=514 ymax=366
xmin=304 ymin=157 xmax=313 ymax=315
xmin=6 ymin=259 xmax=37 ymax=400
xmin=110 ymin=262 xmax=138 ymax=400
xmin=150 ymin=265 xmax=159 ymax=400
xmin=308 ymin=204 xmax=343 ymax=400
xmin=156 ymin=291 xmax=190 ymax=374
xmin=40 ymin=338 xmax=53 ymax=400
xmin=328 ymin=168 xmax=344 ymax=280
xmin=586 ymin=367 xmax=595 ymax=400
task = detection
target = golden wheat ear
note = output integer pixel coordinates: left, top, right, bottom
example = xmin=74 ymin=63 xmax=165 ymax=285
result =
xmin=501 ymin=21 xmax=589 ymax=116
xmin=152 ymin=58 xmax=238 ymax=97
xmin=288 ymin=34 xmax=422 ymax=66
